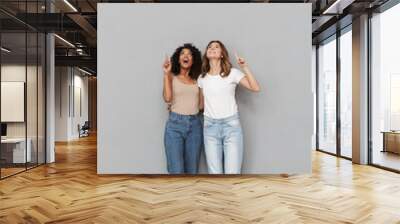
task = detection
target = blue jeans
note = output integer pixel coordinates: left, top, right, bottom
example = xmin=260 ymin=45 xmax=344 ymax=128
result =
xmin=203 ymin=113 xmax=244 ymax=174
xmin=164 ymin=112 xmax=203 ymax=174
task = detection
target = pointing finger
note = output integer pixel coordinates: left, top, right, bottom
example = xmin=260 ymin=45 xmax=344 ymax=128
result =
xmin=234 ymin=52 xmax=240 ymax=60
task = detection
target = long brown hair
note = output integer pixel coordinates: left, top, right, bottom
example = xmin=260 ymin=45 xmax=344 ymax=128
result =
xmin=201 ymin=40 xmax=232 ymax=78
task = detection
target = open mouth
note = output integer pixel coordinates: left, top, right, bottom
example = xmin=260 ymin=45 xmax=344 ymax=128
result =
xmin=182 ymin=59 xmax=189 ymax=64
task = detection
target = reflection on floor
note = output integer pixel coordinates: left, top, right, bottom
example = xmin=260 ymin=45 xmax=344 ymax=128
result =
xmin=0 ymin=167 xmax=25 ymax=178
xmin=341 ymin=147 xmax=352 ymax=158
xmin=373 ymin=150 xmax=400 ymax=171
xmin=0 ymin=162 xmax=42 ymax=178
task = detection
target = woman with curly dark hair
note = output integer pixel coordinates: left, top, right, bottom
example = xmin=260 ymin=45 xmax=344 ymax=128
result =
xmin=162 ymin=43 xmax=203 ymax=174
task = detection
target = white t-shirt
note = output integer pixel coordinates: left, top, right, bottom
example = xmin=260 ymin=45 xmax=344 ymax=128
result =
xmin=198 ymin=68 xmax=245 ymax=119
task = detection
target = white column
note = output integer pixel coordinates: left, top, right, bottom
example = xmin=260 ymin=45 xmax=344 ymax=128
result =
xmin=46 ymin=33 xmax=55 ymax=163
xmin=352 ymin=14 xmax=369 ymax=164
xmin=45 ymin=0 xmax=56 ymax=163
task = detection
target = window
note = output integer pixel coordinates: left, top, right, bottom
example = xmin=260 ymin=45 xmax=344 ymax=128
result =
xmin=371 ymin=3 xmax=400 ymax=171
xmin=340 ymin=28 xmax=352 ymax=158
xmin=318 ymin=36 xmax=337 ymax=154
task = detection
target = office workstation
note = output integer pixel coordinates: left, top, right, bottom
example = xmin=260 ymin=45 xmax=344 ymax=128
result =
xmin=0 ymin=81 xmax=33 ymax=176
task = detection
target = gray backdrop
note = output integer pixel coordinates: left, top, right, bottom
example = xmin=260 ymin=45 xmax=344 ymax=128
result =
xmin=97 ymin=3 xmax=313 ymax=174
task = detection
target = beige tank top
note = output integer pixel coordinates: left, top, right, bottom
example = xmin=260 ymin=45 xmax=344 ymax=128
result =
xmin=170 ymin=76 xmax=199 ymax=115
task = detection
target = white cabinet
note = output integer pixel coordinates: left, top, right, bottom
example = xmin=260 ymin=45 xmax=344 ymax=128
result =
xmin=1 ymin=138 xmax=32 ymax=163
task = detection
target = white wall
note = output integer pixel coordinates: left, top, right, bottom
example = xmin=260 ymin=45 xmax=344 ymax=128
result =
xmin=55 ymin=67 xmax=89 ymax=141
xmin=72 ymin=72 xmax=89 ymax=138
xmin=55 ymin=67 xmax=69 ymax=141
xmin=98 ymin=3 xmax=313 ymax=174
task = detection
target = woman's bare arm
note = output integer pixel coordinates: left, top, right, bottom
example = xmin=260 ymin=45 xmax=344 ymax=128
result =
xmin=235 ymin=53 xmax=260 ymax=92
xmin=199 ymin=88 xmax=204 ymax=110
xmin=163 ymin=57 xmax=173 ymax=103
xmin=239 ymin=66 xmax=260 ymax=92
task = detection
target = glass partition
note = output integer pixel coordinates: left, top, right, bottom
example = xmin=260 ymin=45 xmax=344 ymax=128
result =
xmin=27 ymin=31 xmax=38 ymax=169
xmin=0 ymin=1 xmax=46 ymax=179
xmin=0 ymin=31 xmax=28 ymax=177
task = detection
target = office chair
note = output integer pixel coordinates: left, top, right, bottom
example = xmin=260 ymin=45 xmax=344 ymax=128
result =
xmin=79 ymin=121 xmax=90 ymax=138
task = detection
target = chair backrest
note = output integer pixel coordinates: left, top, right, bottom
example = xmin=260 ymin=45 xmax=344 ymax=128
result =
xmin=82 ymin=121 xmax=90 ymax=129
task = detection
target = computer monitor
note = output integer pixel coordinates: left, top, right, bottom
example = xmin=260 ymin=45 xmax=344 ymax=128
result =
xmin=1 ymin=123 xmax=7 ymax=137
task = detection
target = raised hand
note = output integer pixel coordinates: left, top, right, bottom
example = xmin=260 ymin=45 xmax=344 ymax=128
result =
xmin=234 ymin=52 xmax=260 ymax=92
xmin=235 ymin=52 xmax=248 ymax=68
xmin=163 ymin=55 xmax=172 ymax=74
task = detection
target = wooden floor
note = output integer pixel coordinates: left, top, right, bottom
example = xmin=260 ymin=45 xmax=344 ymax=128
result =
xmin=1 ymin=167 xmax=26 ymax=178
xmin=1 ymin=135 xmax=400 ymax=223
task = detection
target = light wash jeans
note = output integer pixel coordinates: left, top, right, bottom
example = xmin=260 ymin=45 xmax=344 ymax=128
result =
xmin=203 ymin=113 xmax=243 ymax=174
xmin=164 ymin=112 xmax=203 ymax=174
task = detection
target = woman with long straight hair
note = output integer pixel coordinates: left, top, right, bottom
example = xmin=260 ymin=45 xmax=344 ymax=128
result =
xmin=198 ymin=40 xmax=260 ymax=174
xmin=163 ymin=43 xmax=203 ymax=174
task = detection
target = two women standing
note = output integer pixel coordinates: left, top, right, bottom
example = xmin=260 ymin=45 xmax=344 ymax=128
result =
xmin=163 ymin=41 xmax=260 ymax=174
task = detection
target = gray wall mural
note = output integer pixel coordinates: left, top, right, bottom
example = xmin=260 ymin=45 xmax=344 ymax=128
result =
xmin=97 ymin=3 xmax=313 ymax=174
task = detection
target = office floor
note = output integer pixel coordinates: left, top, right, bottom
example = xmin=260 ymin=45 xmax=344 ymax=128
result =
xmin=0 ymin=134 xmax=400 ymax=223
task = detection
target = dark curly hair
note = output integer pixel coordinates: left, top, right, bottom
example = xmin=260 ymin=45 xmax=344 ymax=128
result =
xmin=171 ymin=43 xmax=202 ymax=80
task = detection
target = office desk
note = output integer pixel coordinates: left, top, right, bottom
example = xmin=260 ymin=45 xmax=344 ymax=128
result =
xmin=382 ymin=131 xmax=400 ymax=154
xmin=1 ymin=138 xmax=32 ymax=164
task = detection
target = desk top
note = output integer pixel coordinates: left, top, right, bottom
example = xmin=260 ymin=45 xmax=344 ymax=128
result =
xmin=381 ymin=131 xmax=400 ymax=134
xmin=1 ymin=138 xmax=29 ymax=143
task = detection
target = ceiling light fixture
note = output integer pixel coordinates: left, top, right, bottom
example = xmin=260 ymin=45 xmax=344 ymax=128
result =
xmin=54 ymin=34 xmax=75 ymax=48
xmin=322 ymin=0 xmax=343 ymax=14
xmin=78 ymin=67 xmax=93 ymax=76
xmin=1 ymin=47 xmax=11 ymax=53
xmin=63 ymin=0 xmax=78 ymax=12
